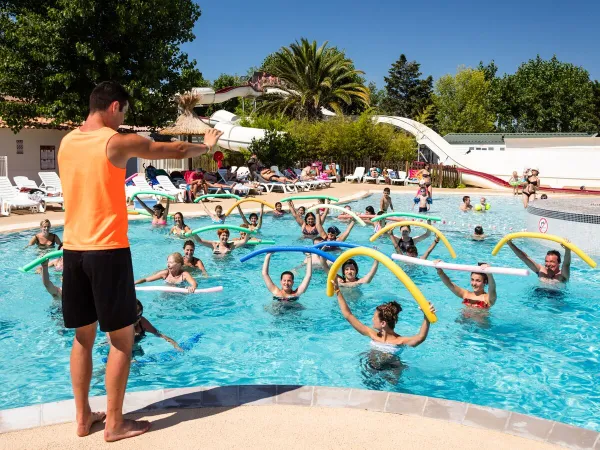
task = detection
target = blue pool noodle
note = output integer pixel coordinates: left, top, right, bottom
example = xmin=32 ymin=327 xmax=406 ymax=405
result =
xmin=239 ymin=246 xmax=337 ymax=263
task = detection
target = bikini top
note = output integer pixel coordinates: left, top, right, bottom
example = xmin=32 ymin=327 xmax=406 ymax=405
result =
xmin=398 ymin=237 xmax=415 ymax=253
xmin=462 ymin=297 xmax=490 ymax=309
xmin=302 ymin=224 xmax=319 ymax=235
xmin=36 ymin=233 xmax=58 ymax=247
xmin=164 ymin=271 xmax=185 ymax=284
xmin=370 ymin=340 xmax=404 ymax=355
xmin=213 ymin=242 xmax=232 ymax=254
xmin=273 ymin=295 xmax=299 ymax=302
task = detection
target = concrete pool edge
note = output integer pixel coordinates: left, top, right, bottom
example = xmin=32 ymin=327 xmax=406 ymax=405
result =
xmin=1 ymin=385 xmax=598 ymax=449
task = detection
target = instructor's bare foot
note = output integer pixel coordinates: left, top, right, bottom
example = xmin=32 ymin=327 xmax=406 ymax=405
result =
xmin=104 ymin=419 xmax=150 ymax=442
xmin=77 ymin=411 xmax=106 ymax=437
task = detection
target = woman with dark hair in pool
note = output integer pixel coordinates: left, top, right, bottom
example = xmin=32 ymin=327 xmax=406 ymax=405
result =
xmin=291 ymin=210 xmax=320 ymax=238
xmin=262 ymin=253 xmax=312 ymax=302
xmin=182 ymin=240 xmax=208 ymax=276
xmin=315 ymin=211 xmax=355 ymax=244
xmin=435 ymin=261 xmax=497 ymax=309
xmin=137 ymin=197 xmax=170 ymax=226
xmin=332 ymin=277 xmax=436 ymax=349
xmin=170 ymin=212 xmax=191 ymax=236
xmin=335 ymin=258 xmax=379 ymax=287
xmin=238 ymin=203 xmax=265 ymax=231
xmin=273 ymin=202 xmax=286 ymax=217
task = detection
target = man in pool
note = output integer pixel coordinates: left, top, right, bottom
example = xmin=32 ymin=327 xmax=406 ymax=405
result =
xmin=460 ymin=196 xmax=472 ymax=211
xmin=507 ymin=241 xmax=571 ymax=283
xmin=57 ymin=81 xmax=222 ymax=442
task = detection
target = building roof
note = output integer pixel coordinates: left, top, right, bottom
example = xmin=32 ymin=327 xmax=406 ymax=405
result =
xmin=0 ymin=117 xmax=154 ymax=133
xmin=443 ymin=132 xmax=597 ymax=145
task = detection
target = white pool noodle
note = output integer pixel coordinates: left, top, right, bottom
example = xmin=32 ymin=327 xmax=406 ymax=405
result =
xmin=391 ymin=254 xmax=530 ymax=276
xmin=135 ymin=286 xmax=224 ymax=294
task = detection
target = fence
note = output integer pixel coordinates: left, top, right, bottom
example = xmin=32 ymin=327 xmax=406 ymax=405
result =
xmin=298 ymin=158 xmax=460 ymax=188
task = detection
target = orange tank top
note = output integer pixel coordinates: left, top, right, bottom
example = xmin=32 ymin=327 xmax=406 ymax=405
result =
xmin=58 ymin=127 xmax=129 ymax=250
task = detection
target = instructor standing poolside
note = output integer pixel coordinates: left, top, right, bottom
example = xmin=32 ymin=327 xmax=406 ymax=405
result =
xmin=58 ymin=81 xmax=223 ymax=442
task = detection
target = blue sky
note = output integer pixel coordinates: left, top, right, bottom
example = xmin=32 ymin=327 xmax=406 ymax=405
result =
xmin=182 ymin=0 xmax=600 ymax=87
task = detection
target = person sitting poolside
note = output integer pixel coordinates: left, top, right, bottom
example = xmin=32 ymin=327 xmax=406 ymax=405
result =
xmin=460 ymin=195 xmax=472 ymax=212
xmin=182 ymin=240 xmax=208 ymax=277
xmin=188 ymin=168 xmax=208 ymax=199
xmin=262 ymin=253 xmax=313 ymax=302
xmin=132 ymin=300 xmax=182 ymax=351
xmin=170 ymin=212 xmax=191 ymax=236
xmin=472 ymin=226 xmax=486 ymax=241
xmin=335 ymin=258 xmax=379 ymax=287
xmin=332 ymin=278 xmax=436 ymax=349
xmin=194 ymin=228 xmax=250 ymax=255
xmin=507 ymin=240 xmax=571 ymax=283
xmin=404 ymin=236 xmax=440 ymax=260
xmin=238 ymin=203 xmax=264 ymax=231
xmin=26 ymin=219 xmax=62 ymax=250
xmin=435 ymin=261 xmax=496 ymax=309
xmin=134 ymin=252 xmax=197 ymax=293
xmin=137 ymin=197 xmax=170 ymax=225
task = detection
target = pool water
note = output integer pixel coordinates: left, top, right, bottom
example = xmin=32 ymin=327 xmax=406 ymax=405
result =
xmin=1 ymin=194 xmax=599 ymax=431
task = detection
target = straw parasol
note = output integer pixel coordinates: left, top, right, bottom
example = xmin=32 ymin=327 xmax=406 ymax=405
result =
xmin=160 ymin=91 xmax=216 ymax=169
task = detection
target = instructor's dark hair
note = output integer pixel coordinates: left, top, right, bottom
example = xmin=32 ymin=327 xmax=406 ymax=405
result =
xmin=89 ymin=81 xmax=131 ymax=113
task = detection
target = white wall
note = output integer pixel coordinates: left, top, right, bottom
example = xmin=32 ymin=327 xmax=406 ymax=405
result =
xmin=0 ymin=128 xmax=70 ymax=185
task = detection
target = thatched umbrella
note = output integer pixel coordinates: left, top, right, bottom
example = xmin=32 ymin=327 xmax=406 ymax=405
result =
xmin=160 ymin=91 xmax=215 ymax=170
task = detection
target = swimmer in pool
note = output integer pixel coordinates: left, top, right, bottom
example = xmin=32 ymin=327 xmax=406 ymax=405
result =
xmin=472 ymin=226 xmax=485 ymax=241
xmin=26 ymin=219 xmax=62 ymax=250
xmin=435 ymin=261 xmax=496 ymax=308
xmin=287 ymin=201 xmax=306 ymax=221
xmin=137 ymin=197 xmax=170 ymax=225
xmin=134 ymin=252 xmax=197 ymax=293
xmin=388 ymin=222 xmax=432 ymax=255
xmin=273 ymin=202 xmax=286 ymax=217
xmin=182 ymin=240 xmax=208 ymax=276
xmin=293 ymin=211 xmax=319 ymax=238
xmin=238 ymin=203 xmax=264 ymax=231
xmin=170 ymin=212 xmax=191 ymax=236
xmin=460 ymin=195 xmax=472 ymax=212
xmin=194 ymin=228 xmax=250 ymax=255
xmin=335 ymin=258 xmax=379 ymax=287
xmin=380 ymin=187 xmax=394 ymax=213
xmin=332 ymin=278 xmax=436 ymax=348
xmin=316 ymin=212 xmax=355 ymax=243
xmin=507 ymin=240 xmax=571 ymax=283
xmin=413 ymin=187 xmax=430 ymax=213
xmin=403 ymin=236 xmax=440 ymax=260
xmin=133 ymin=300 xmax=182 ymax=351
xmin=202 ymin=203 xmax=226 ymax=224
xmin=262 ymin=253 xmax=313 ymax=302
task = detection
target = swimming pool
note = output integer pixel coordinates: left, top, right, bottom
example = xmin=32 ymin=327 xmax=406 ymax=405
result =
xmin=1 ymin=193 xmax=599 ymax=431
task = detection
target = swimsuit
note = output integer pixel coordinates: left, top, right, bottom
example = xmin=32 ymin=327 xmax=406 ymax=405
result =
xmin=397 ymin=237 xmax=415 ymax=253
xmin=370 ymin=341 xmax=404 ymax=355
xmin=213 ymin=242 xmax=232 ymax=254
xmin=301 ymin=224 xmax=319 ymax=236
xmin=35 ymin=234 xmax=58 ymax=249
xmin=462 ymin=297 xmax=490 ymax=309
xmin=164 ymin=272 xmax=185 ymax=285
xmin=273 ymin=295 xmax=299 ymax=302
xmin=134 ymin=320 xmax=146 ymax=343
xmin=212 ymin=218 xmax=225 ymax=224
xmin=419 ymin=207 xmax=428 ymax=213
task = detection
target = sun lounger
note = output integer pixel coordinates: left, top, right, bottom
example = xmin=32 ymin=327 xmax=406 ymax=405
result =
xmin=0 ymin=176 xmax=43 ymax=215
xmin=345 ymin=167 xmax=365 ymax=183
xmin=155 ymin=175 xmax=186 ymax=202
xmin=390 ymin=170 xmax=408 ymax=186
xmin=217 ymin=169 xmax=250 ymax=196
xmin=13 ymin=176 xmax=64 ymax=206
xmin=38 ymin=171 xmax=63 ymax=195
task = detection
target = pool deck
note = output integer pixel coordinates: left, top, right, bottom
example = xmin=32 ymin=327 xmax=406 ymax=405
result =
xmin=2 ymin=182 xmax=599 ymax=448
xmin=1 ymin=182 xmax=593 ymax=234
xmin=3 ymin=385 xmax=598 ymax=449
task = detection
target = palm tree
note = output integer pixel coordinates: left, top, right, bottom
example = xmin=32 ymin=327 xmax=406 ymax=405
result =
xmin=259 ymin=39 xmax=370 ymax=120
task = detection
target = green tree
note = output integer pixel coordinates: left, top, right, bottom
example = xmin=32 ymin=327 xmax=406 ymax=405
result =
xmin=257 ymin=39 xmax=370 ymax=120
xmin=367 ymin=82 xmax=387 ymax=113
xmin=495 ymin=56 xmax=596 ymax=132
xmin=381 ymin=54 xmax=433 ymax=119
xmin=592 ymin=80 xmax=600 ymax=132
xmin=0 ymin=0 xmax=205 ymax=132
xmin=247 ymin=129 xmax=301 ymax=168
xmin=199 ymin=73 xmax=247 ymax=116
xmin=433 ymin=67 xmax=495 ymax=135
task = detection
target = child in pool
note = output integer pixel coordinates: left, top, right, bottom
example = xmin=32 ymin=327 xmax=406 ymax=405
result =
xmin=380 ymin=187 xmax=394 ymax=213
xmin=137 ymin=198 xmax=170 ymax=226
xmin=413 ymin=187 xmax=430 ymax=213
xmin=472 ymin=226 xmax=485 ymax=241
xmin=135 ymin=252 xmax=197 ymax=293
xmin=509 ymin=171 xmax=520 ymax=195
xmin=273 ymin=202 xmax=285 ymax=217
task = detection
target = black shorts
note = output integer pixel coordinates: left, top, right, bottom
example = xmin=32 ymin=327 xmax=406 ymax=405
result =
xmin=62 ymin=248 xmax=137 ymax=332
xmin=419 ymin=207 xmax=428 ymax=213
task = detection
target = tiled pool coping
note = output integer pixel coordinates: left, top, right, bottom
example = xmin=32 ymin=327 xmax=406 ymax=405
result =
xmin=1 ymin=385 xmax=598 ymax=449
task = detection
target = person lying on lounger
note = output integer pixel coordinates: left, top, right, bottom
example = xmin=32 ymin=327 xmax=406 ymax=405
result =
xmin=259 ymin=167 xmax=294 ymax=183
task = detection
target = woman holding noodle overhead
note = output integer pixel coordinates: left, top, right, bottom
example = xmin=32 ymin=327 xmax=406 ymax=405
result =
xmin=137 ymin=197 xmax=170 ymax=226
xmin=388 ymin=222 xmax=432 ymax=255
xmin=435 ymin=261 xmax=496 ymax=309
xmin=201 ymin=203 xmax=226 ymax=224
xmin=194 ymin=228 xmax=250 ymax=255
xmin=238 ymin=203 xmax=265 ymax=231
xmin=135 ymin=253 xmax=197 ymax=293
xmin=315 ymin=211 xmax=355 ymax=244
xmin=335 ymin=258 xmax=379 ymax=287
xmin=332 ymin=278 xmax=436 ymax=349
xmin=262 ymin=253 xmax=313 ymax=302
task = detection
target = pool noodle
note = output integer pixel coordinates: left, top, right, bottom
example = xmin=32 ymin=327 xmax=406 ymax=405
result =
xmin=391 ymin=254 xmax=530 ymax=276
xmin=19 ymin=250 xmax=64 ymax=273
xmin=130 ymin=191 xmax=176 ymax=202
xmin=194 ymin=193 xmax=241 ymax=203
xmin=306 ymin=204 xmax=366 ymax=226
xmin=185 ymin=224 xmax=258 ymax=237
xmin=371 ymin=212 xmax=442 ymax=223
xmin=240 ymin=246 xmax=337 ymax=263
xmin=280 ymin=195 xmax=339 ymax=203
xmin=135 ymin=286 xmax=223 ymax=294
xmin=312 ymin=241 xmax=360 ymax=250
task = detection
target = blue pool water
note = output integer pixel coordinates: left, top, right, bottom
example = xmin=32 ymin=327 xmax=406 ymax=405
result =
xmin=1 ymin=193 xmax=599 ymax=430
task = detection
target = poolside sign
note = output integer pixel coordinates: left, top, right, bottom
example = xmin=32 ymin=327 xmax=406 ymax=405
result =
xmin=538 ymin=217 xmax=549 ymax=233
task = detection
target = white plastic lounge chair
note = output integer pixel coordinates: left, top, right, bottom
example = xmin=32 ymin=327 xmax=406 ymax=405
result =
xmin=155 ymin=175 xmax=186 ymax=202
xmin=363 ymin=168 xmax=384 ymax=184
xmin=345 ymin=167 xmax=365 ymax=183
xmin=257 ymin=173 xmax=296 ymax=193
xmin=293 ymin=168 xmax=320 ymax=190
xmin=127 ymin=175 xmax=158 ymax=203
xmin=38 ymin=172 xmax=63 ymax=195
xmin=0 ymin=176 xmax=43 ymax=215
xmin=13 ymin=176 xmax=64 ymax=206
xmin=271 ymin=166 xmax=309 ymax=192
xmin=390 ymin=170 xmax=408 ymax=186
xmin=217 ymin=169 xmax=250 ymax=196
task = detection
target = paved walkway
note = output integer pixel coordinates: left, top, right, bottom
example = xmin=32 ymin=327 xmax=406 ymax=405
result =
xmin=0 ymin=404 xmax=562 ymax=450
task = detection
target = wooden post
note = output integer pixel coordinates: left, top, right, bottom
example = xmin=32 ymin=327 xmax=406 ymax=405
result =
xmin=187 ymin=135 xmax=193 ymax=171
xmin=439 ymin=163 xmax=444 ymax=188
